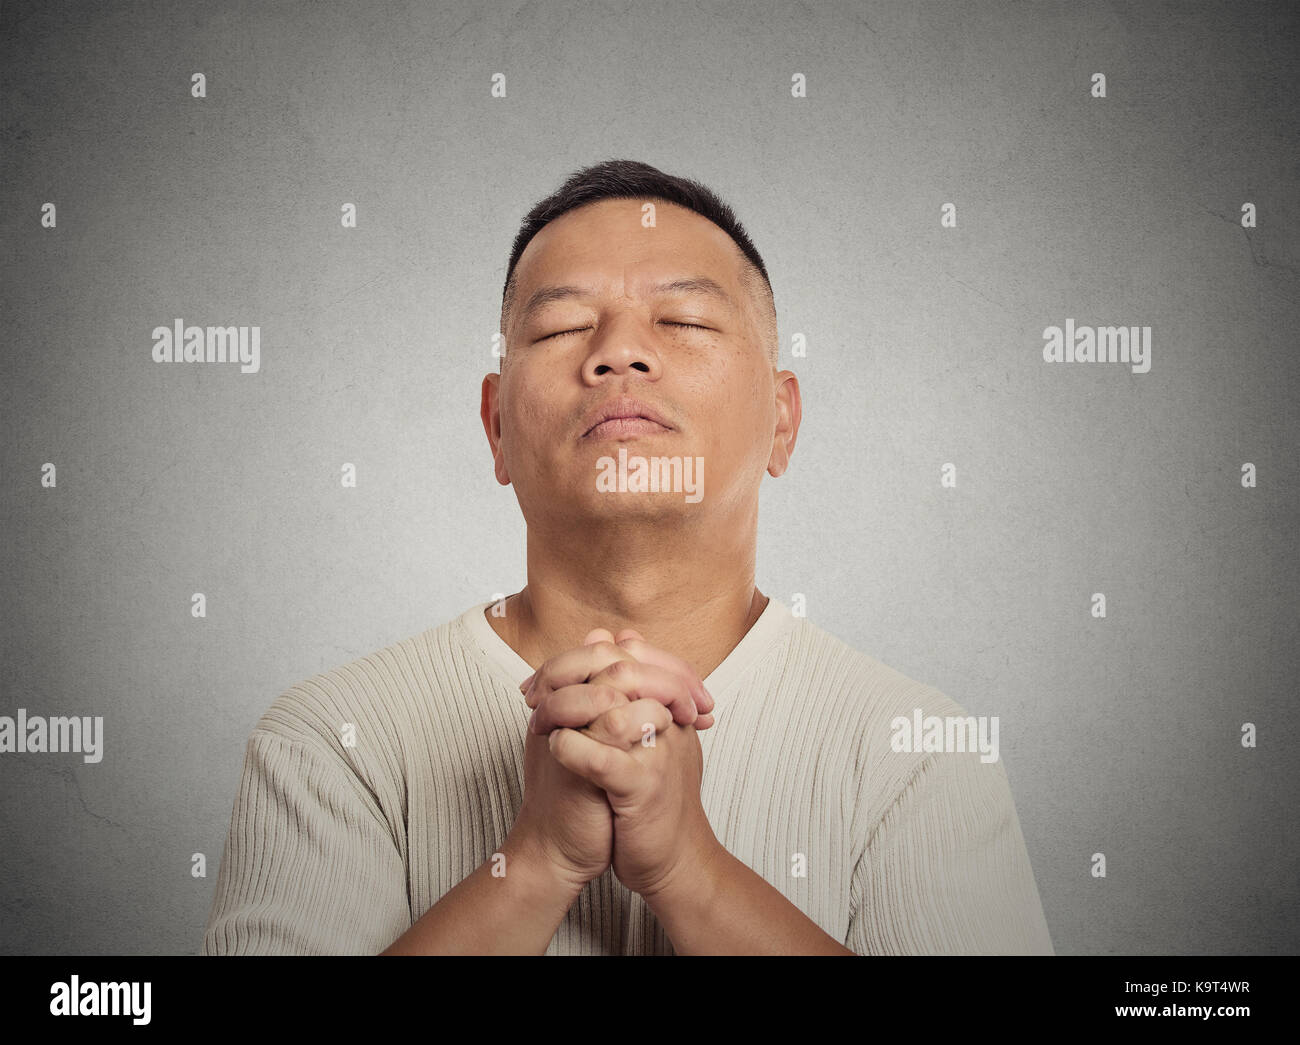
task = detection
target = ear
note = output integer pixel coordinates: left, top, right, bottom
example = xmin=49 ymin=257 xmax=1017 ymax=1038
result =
xmin=480 ymin=372 xmax=511 ymax=486
xmin=767 ymin=370 xmax=801 ymax=477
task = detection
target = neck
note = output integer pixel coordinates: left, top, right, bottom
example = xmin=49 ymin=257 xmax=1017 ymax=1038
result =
xmin=489 ymin=508 xmax=768 ymax=683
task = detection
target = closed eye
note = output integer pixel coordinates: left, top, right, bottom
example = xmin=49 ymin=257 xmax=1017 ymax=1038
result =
xmin=538 ymin=321 xmax=711 ymax=342
xmin=538 ymin=326 xmax=591 ymax=341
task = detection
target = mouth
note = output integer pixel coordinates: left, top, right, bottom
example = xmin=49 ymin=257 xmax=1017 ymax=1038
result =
xmin=582 ymin=416 xmax=672 ymax=440
xmin=580 ymin=396 xmax=675 ymax=440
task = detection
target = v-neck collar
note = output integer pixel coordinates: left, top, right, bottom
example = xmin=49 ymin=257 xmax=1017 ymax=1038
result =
xmin=457 ymin=594 xmax=795 ymax=699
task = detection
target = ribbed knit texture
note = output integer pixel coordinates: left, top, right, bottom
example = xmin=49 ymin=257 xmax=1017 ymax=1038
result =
xmin=200 ymin=598 xmax=1054 ymax=955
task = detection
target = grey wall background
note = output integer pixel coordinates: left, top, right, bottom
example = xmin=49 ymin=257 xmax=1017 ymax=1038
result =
xmin=2 ymin=0 xmax=1296 ymax=955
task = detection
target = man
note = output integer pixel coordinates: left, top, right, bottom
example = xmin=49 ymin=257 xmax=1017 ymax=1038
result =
xmin=201 ymin=159 xmax=1054 ymax=955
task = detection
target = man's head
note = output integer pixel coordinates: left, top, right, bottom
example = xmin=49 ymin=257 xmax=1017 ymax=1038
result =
xmin=499 ymin=159 xmax=779 ymax=366
xmin=481 ymin=159 xmax=799 ymax=535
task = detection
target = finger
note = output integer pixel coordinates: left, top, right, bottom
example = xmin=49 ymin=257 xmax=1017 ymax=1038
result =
xmin=519 ymin=627 xmax=617 ymax=693
xmin=605 ymin=639 xmax=715 ymax=730
xmin=580 ymin=697 xmax=673 ymax=749
xmin=587 ymin=658 xmax=697 ymax=727
xmin=613 ymin=636 xmax=714 ymax=715
xmin=523 ymin=640 xmax=639 ymax=708
xmin=548 ymin=727 xmax=643 ymax=798
xmin=528 ymin=683 xmax=629 ymax=734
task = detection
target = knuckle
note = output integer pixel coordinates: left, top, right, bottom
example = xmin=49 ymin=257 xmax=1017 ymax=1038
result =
xmin=589 ymin=741 xmax=613 ymax=775
xmin=603 ymin=705 xmax=628 ymax=735
xmin=602 ymin=656 xmax=632 ymax=679
xmin=592 ymin=684 xmax=623 ymax=709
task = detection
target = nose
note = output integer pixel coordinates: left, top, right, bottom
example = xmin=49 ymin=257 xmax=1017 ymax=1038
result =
xmin=580 ymin=314 xmax=662 ymax=384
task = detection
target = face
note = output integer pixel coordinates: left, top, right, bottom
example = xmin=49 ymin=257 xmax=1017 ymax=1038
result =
xmin=481 ymin=197 xmax=798 ymax=531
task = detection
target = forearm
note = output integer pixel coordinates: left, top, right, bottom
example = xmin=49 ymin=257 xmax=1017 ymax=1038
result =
xmin=381 ymin=827 xmax=584 ymax=955
xmin=645 ymin=842 xmax=855 ymax=955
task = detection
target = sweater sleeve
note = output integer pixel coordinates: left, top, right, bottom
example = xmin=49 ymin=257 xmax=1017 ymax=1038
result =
xmin=201 ymin=730 xmax=412 ymax=955
xmin=846 ymin=751 xmax=1054 ymax=955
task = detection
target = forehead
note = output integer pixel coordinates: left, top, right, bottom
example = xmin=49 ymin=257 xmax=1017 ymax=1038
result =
xmin=511 ymin=198 xmax=747 ymax=299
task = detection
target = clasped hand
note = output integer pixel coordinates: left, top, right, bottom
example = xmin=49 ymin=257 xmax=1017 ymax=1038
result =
xmin=515 ymin=627 xmax=720 ymax=899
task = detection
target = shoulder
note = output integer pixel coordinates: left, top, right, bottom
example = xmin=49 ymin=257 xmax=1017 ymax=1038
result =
xmin=249 ymin=610 xmax=481 ymax=771
xmin=783 ymin=614 xmax=999 ymax=822
xmin=782 ymin=613 xmax=972 ymax=729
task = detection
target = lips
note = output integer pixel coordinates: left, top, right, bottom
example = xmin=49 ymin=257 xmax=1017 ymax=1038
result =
xmin=580 ymin=395 xmax=674 ymax=439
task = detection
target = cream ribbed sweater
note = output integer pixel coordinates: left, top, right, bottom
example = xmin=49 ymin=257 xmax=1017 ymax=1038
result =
xmin=201 ymin=598 xmax=1054 ymax=955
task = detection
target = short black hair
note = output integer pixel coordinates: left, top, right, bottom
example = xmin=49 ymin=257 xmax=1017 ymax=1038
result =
xmin=500 ymin=159 xmax=777 ymax=362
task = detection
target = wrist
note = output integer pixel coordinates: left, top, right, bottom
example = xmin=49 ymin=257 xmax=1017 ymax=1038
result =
xmin=640 ymin=823 xmax=725 ymax=915
xmin=502 ymin=815 xmax=591 ymax=904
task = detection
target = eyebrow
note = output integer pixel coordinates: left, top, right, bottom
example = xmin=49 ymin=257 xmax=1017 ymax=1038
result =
xmin=516 ymin=276 xmax=736 ymax=328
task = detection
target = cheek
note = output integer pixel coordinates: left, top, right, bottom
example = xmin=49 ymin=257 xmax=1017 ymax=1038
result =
xmin=718 ymin=377 xmax=775 ymax=468
xmin=502 ymin=377 xmax=566 ymax=463
xmin=501 ymin=368 xmax=540 ymax=438
xmin=708 ymin=368 xmax=768 ymax=434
